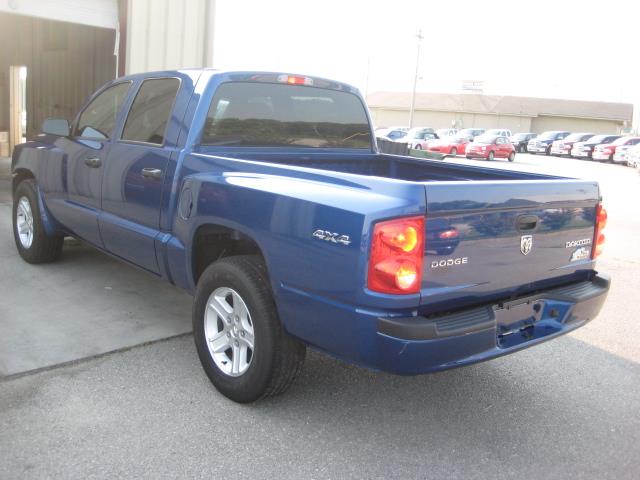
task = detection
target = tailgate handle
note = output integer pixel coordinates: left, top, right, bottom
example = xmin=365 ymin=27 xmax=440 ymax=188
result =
xmin=516 ymin=214 xmax=539 ymax=231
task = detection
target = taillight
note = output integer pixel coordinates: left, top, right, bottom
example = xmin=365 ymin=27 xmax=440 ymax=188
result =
xmin=277 ymin=74 xmax=314 ymax=86
xmin=368 ymin=216 xmax=424 ymax=294
xmin=592 ymin=203 xmax=607 ymax=259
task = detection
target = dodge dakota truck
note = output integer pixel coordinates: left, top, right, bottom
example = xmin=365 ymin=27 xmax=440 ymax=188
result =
xmin=11 ymin=70 xmax=610 ymax=402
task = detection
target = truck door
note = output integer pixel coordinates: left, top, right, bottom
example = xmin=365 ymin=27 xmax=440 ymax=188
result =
xmin=48 ymin=82 xmax=132 ymax=246
xmin=99 ymin=77 xmax=183 ymax=274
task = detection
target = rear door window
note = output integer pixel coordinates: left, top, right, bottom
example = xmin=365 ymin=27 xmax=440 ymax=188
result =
xmin=122 ymin=78 xmax=180 ymax=145
xmin=75 ymin=82 xmax=131 ymax=139
xmin=202 ymin=82 xmax=371 ymax=149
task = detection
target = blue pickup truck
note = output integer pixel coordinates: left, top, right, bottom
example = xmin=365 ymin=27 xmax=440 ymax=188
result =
xmin=11 ymin=70 xmax=610 ymax=402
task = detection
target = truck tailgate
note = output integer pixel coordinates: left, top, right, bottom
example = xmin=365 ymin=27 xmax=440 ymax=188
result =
xmin=421 ymin=180 xmax=600 ymax=312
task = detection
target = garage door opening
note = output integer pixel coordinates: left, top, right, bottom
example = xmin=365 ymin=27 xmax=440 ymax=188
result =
xmin=9 ymin=65 xmax=27 ymax=152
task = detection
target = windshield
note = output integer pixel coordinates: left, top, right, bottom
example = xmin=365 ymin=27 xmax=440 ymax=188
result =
xmin=564 ymin=133 xmax=589 ymax=142
xmin=473 ymin=135 xmax=497 ymax=144
xmin=538 ymin=131 xmax=560 ymax=140
xmin=585 ymin=135 xmax=610 ymax=145
xmin=202 ymin=82 xmax=372 ymax=148
xmin=612 ymin=137 xmax=631 ymax=146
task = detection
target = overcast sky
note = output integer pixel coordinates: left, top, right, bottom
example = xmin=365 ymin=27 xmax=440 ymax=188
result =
xmin=213 ymin=0 xmax=639 ymax=121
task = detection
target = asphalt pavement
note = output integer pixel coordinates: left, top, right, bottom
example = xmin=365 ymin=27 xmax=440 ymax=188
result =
xmin=1 ymin=153 xmax=639 ymax=479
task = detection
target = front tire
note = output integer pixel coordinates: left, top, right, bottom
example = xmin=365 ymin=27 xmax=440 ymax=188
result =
xmin=13 ymin=180 xmax=63 ymax=264
xmin=414 ymin=144 xmax=422 ymax=150
xmin=450 ymin=147 xmax=457 ymax=157
xmin=508 ymin=151 xmax=516 ymax=162
xmin=488 ymin=151 xmax=494 ymax=161
xmin=193 ymin=255 xmax=306 ymax=403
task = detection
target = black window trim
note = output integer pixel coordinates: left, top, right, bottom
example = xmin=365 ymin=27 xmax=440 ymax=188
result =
xmin=72 ymin=80 xmax=134 ymax=141
xmin=117 ymin=76 xmax=182 ymax=148
xmin=199 ymin=80 xmax=373 ymax=150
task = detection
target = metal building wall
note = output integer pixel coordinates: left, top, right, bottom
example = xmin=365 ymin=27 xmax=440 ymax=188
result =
xmin=0 ymin=13 xmax=116 ymax=138
xmin=125 ymin=0 xmax=215 ymax=74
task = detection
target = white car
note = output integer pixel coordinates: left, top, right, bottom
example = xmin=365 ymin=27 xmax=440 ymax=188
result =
xmin=485 ymin=128 xmax=512 ymax=138
xmin=613 ymin=144 xmax=633 ymax=164
xmin=436 ymin=128 xmax=457 ymax=138
xmin=625 ymin=144 xmax=640 ymax=168
xmin=402 ymin=127 xmax=438 ymax=149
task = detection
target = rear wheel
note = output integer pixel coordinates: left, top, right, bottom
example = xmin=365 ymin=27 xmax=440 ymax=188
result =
xmin=414 ymin=144 xmax=422 ymax=150
xmin=193 ymin=255 xmax=306 ymax=403
xmin=13 ymin=180 xmax=63 ymax=264
xmin=488 ymin=151 xmax=495 ymax=161
xmin=450 ymin=147 xmax=457 ymax=157
xmin=545 ymin=146 xmax=552 ymax=156
xmin=508 ymin=151 xmax=516 ymax=162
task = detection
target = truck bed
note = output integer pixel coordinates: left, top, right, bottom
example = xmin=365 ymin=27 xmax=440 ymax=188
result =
xmin=196 ymin=149 xmax=561 ymax=183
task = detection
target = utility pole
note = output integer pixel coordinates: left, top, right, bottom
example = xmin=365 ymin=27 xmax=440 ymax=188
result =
xmin=409 ymin=28 xmax=423 ymax=128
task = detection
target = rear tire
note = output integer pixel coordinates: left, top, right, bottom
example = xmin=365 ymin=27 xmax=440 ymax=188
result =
xmin=193 ymin=255 xmax=306 ymax=403
xmin=12 ymin=179 xmax=63 ymax=264
xmin=450 ymin=147 xmax=457 ymax=157
xmin=414 ymin=144 xmax=422 ymax=150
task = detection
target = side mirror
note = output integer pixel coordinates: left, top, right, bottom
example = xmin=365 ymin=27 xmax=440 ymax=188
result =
xmin=42 ymin=118 xmax=70 ymax=136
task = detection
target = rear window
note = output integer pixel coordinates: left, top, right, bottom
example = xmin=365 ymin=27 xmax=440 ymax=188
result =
xmin=202 ymin=82 xmax=371 ymax=149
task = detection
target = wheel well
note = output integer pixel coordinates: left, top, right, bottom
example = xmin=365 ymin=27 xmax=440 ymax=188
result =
xmin=12 ymin=169 xmax=35 ymax=193
xmin=192 ymin=224 xmax=265 ymax=284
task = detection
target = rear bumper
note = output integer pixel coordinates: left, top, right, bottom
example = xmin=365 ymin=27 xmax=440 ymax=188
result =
xmin=374 ymin=274 xmax=610 ymax=374
xmin=528 ymin=145 xmax=549 ymax=153
xmin=592 ymin=151 xmax=612 ymax=161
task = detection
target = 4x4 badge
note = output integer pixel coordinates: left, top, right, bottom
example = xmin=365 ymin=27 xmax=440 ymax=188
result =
xmin=520 ymin=235 xmax=533 ymax=255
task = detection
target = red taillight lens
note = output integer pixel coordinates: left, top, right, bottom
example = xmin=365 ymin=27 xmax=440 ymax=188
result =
xmin=592 ymin=203 xmax=607 ymax=259
xmin=277 ymin=74 xmax=314 ymax=86
xmin=368 ymin=216 xmax=424 ymax=294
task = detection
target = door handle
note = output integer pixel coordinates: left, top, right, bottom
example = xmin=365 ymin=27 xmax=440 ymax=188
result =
xmin=141 ymin=167 xmax=163 ymax=181
xmin=84 ymin=157 xmax=102 ymax=168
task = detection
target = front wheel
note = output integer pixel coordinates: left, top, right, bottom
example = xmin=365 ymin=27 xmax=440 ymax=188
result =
xmin=13 ymin=180 xmax=63 ymax=264
xmin=414 ymin=144 xmax=422 ymax=150
xmin=488 ymin=151 xmax=495 ymax=161
xmin=450 ymin=147 xmax=457 ymax=157
xmin=193 ymin=255 xmax=306 ymax=403
xmin=508 ymin=151 xmax=516 ymax=162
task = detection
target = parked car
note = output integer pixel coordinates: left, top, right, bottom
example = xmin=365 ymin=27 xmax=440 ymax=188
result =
xmin=457 ymin=128 xmax=485 ymax=141
xmin=465 ymin=135 xmax=516 ymax=161
xmin=11 ymin=69 xmax=610 ymax=403
xmin=550 ymin=133 xmax=594 ymax=156
xmin=402 ymin=127 xmax=438 ymax=149
xmin=436 ymin=128 xmax=457 ymax=138
xmin=375 ymin=128 xmax=407 ymax=142
xmin=426 ymin=135 xmax=469 ymax=156
xmin=527 ymin=131 xmax=570 ymax=155
xmin=593 ymin=137 xmax=640 ymax=162
xmin=625 ymin=144 xmax=640 ymax=167
xmin=572 ymin=135 xmax=621 ymax=159
xmin=485 ymin=128 xmax=512 ymax=138
xmin=509 ymin=133 xmax=536 ymax=153
xmin=409 ymin=132 xmax=440 ymax=150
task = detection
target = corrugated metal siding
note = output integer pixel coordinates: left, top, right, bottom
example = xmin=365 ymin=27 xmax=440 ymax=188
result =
xmin=126 ymin=0 xmax=211 ymax=74
xmin=0 ymin=12 xmax=116 ymax=137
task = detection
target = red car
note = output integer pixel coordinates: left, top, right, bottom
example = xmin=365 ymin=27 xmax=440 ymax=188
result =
xmin=426 ymin=136 xmax=469 ymax=156
xmin=592 ymin=136 xmax=640 ymax=162
xmin=465 ymin=135 xmax=516 ymax=161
